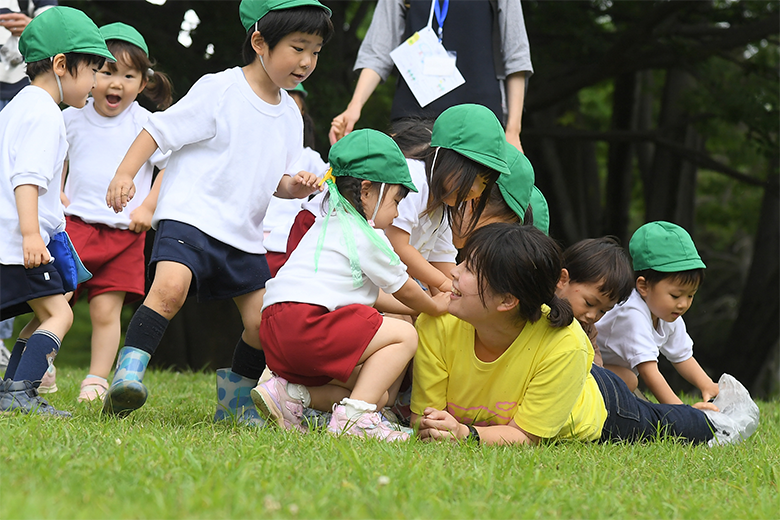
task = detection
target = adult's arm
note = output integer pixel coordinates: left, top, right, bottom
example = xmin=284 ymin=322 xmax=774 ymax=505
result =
xmin=415 ymin=408 xmax=541 ymax=446
xmin=498 ymin=0 xmax=533 ymax=150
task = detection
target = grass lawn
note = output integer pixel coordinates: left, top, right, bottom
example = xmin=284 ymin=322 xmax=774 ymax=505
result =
xmin=2 ymin=303 xmax=779 ymax=519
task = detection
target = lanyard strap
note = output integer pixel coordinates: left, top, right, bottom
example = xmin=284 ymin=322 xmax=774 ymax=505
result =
xmin=427 ymin=0 xmax=449 ymax=41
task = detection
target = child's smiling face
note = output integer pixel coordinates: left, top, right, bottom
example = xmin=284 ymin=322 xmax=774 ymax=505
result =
xmin=637 ymin=277 xmax=698 ymax=325
xmin=92 ymin=52 xmax=147 ymax=118
xmin=261 ymin=31 xmax=323 ymax=90
xmin=60 ymin=61 xmax=98 ymax=109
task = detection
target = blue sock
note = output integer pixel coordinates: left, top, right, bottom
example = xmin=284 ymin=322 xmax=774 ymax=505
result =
xmin=13 ymin=331 xmax=60 ymax=382
xmin=3 ymin=337 xmax=27 ymax=380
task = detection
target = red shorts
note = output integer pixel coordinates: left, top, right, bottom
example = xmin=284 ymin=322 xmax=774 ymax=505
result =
xmin=66 ymin=215 xmax=146 ymax=303
xmin=260 ymin=301 xmax=383 ymax=387
xmin=266 ymin=209 xmax=316 ymax=277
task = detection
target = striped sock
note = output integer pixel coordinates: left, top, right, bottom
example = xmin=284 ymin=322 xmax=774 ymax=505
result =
xmin=13 ymin=330 xmax=60 ymax=382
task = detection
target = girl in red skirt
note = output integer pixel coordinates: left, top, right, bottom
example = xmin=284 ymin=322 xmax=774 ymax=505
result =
xmin=254 ymin=129 xmax=450 ymax=441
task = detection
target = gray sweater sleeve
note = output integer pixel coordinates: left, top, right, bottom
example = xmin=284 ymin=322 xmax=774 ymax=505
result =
xmin=353 ymin=0 xmax=407 ymax=81
xmin=499 ymin=0 xmax=533 ymax=79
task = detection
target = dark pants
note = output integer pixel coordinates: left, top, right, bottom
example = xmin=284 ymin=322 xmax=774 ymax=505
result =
xmin=591 ymin=365 xmax=714 ymax=444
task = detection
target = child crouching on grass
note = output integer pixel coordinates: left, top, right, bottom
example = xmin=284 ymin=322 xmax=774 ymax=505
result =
xmin=0 ymin=7 xmax=115 ymax=416
xmin=252 ymin=129 xmax=450 ymax=441
xmin=413 ymin=223 xmax=758 ymax=447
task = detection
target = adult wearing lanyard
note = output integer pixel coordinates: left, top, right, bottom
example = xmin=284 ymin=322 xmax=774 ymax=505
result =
xmin=329 ymin=0 xmax=533 ymax=151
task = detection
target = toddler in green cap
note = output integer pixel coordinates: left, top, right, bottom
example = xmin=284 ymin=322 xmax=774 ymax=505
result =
xmin=596 ymin=221 xmax=720 ymax=405
xmin=386 ymin=103 xmax=509 ymax=296
xmin=0 ymin=6 xmax=114 ymax=417
xmin=60 ymin=22 xmax=174 ymax=403
xmin=100 ymin=0 xmax=332 ymax=421
xmin=253 ymin=129 xmax=450 ymax=441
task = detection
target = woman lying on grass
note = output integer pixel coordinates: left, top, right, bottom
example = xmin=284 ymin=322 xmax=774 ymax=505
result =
xmin=411 ymin=223 xmax=758 ymax=446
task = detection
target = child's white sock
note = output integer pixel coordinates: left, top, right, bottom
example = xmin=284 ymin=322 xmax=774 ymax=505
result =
xmin=341 ymin=397 xmax=376 ymax=421
xmin=286 ymin=382 xmax=311 ymax=407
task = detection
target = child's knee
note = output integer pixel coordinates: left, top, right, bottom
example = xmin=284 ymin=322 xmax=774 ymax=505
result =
xmin=148 ymin=279 xmax=188 ymax=313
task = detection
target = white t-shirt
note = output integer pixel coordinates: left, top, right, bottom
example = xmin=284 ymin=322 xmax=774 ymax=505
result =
xmin=0 ymin=86 xmax=67 ymax=265
xmin=63 ymin=99 xmax=169 ymax=229
xmin=145 ymin=67 xmax=303 ymax=254
xmin=263 ymin=147 xmax=328 ymax=253
xmin=392 ymin=159 xmax=457 ymax=263
xmin=263 ymin=210 xmax=409 ymax=312
xmin=596 ymin=289 xmax=694 ymax=373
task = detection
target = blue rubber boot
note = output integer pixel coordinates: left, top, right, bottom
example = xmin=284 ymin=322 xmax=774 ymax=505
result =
xmin=214 ymin=368 xmax=265 ymax=427
xmin=102 ymin=347 xmax=151 ymax=417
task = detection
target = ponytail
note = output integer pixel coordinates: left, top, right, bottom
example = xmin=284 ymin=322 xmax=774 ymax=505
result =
xmin=546 ymin=294 xmax=574 ymax=328
xmin=143 ymin=68 xmax=173 ymax=110
xmin=105 ymin=40 xmax=174 ymax=111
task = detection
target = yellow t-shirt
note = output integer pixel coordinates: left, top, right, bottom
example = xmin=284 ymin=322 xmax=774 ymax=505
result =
xmin=412 ymin=308 xmax=607 ymax=441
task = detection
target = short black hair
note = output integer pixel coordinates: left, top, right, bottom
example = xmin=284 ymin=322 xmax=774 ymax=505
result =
xmin=242 ymin=6 xmax=333 ymax=64
xmin=325 ymin=177 xmax=411 ymax=221
xmin=26 ymin=52 xmax=106 ymax=81
xmin=563 ymin=237 xmax=634 ymax=304
xmin=635 ymin=268 xmax=705 ymax=289
xmin=461 ymin=223 xmax=574 ymax=328
xmin=388 ymin=117 xmax=434 ymax=161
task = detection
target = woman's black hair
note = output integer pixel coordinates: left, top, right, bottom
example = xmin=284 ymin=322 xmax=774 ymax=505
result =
xmin=424 ymin=147 xmax=500 ymax=235
xmin=26 ymin=52 xmax=105 ymax=81
xmin=105 ymin=40 xmax=173 ymax=110
xmin=323 ymin=177 xmax=411 ymax=221
xmin=461 ymin=223 xmax=574 ymax=328
xmin=388 ymin=117 xmax=434 ymax=161
xmin=635 ymin=268 xmax=705 ymax=289
xmin=242 ymin=6 xmax=334 ymax=64
xmin=563 ymin=237 xmax=634 ymax=304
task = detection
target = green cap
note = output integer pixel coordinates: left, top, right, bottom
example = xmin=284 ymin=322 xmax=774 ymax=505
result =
xmin=240 ymin=0 xmax=332 ymax=32
xmin=630 ymin=221 xmax=706 ymax=272
xmin=430 ymin=104 xmax=510 ymax=175
xmin=287 ymin=83 xmax=308 ymax=97
xmin=19 ymin=6 xmax=115 ymax=63
xmin=498 ymin=144 xmax=535 ymax=219
xmin=100 ymin=23 xmax=149 ymax=56
xmin=328 ymin=129 xmax=417 ymax=193
xmin=529 ymin=186 xmax=549 ymax=235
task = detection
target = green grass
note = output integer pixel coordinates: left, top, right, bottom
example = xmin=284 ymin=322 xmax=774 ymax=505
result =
xmin=1 ymin=368 xmax=778 ymax=519
xmin=3 ymin=304 xmax=779 ymax=519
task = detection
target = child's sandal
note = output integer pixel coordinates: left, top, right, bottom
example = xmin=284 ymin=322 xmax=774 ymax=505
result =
xmin=78 ymin=377 xmax=109 ymax=403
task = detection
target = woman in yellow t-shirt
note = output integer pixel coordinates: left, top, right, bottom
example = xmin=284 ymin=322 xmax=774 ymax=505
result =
xmin=412 ymin=223 xmax=754 ymax=446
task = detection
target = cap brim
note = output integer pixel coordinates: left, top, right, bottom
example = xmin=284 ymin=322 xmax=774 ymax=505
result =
xmin=456 ymin=148 xmax=510 ymax=175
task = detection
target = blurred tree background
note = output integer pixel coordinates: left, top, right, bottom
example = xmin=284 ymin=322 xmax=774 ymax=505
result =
xmin=59 ymin=0 xmax=778 ymax=396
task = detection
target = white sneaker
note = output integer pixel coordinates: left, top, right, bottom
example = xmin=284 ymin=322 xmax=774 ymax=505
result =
xmin=702 ymin=374 xmax=760 ymax=446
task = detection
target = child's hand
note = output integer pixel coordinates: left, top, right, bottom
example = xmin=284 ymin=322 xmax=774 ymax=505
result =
xmin=437 ymin=279 xmax=453 ymax=294
xmin=106 ymin=174 xmax=136 ymax=213
xmin=692 ymin=401 xmax=719 ymax=412
xmin=418 ymin=407 xmax=467 ymax=442
xmin=129 ymin=205 xmax=153 ymax=233
xmin=329 ymin=117 xmax=348 ymax=144
xmin=288 ymin=170 xmax=320 ymax=198
xmin=22 ymin=233 xmax=50 ymax=269
xmin=701 ymin=380 xmax=719 ymax=403
xmin=430 ymin=291 xmax=451 ymax=316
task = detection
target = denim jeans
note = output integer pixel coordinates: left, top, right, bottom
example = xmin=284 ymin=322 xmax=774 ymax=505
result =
xmin=591 ymin=364 xmax=714 ymax=444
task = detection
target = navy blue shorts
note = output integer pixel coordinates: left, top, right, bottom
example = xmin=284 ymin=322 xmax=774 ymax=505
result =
xmin=0 ymin=262 xmax=66 ymax=320
xmin=149 ymin=220 xmax=271 ymax=302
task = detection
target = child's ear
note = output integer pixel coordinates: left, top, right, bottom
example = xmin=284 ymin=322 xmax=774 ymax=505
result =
xmin=360 ymin=180 xmax=373 ymax=195
xmin=635 ymin=276 xmax=648 ymax=297
xmin=251 ymin=31 xmax=266 ymax=56
xmin=556 ymin=268 xmax=570 ymax=290
xmin=497 ymin=294 xmax=518 ymax=313
xmin=52 ymin=53 xmax=67 ymax=77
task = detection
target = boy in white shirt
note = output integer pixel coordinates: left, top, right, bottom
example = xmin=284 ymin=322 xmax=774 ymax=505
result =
xmin=596 ymin=221 xmax=720 ymax=405
xmin=0 ymin=6 xmax=114 ymax=415
xmin=102 ymin=0 xmax=332 ymax=421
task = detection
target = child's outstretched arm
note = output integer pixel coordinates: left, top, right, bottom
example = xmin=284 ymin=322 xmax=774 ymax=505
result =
xmin=15 ymin=185 xmax=50 ymax=268
xmin=386 ymin=226 xmax=453 ymax=293
xmin=673 ymin=357 xmax=719 ymax=402
xmin=128 ymin=170 xmax=165 ymax=234
xmin=106 ymin=130 xmax=160 ymax=212
xmin=374 ymin=290 xmax=415 ymax=315
xmin=392 ymin=277 xmax=450 ymax=317
xmin=274 ymin=171 xmax=320 ymax=199
xmin=636 ymin=361 xmax=683 ymax=405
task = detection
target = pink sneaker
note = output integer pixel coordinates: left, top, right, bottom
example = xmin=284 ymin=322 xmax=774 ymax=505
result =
xmin=250 ymin=376 xmax=306 ymax=433
xmin=327 ymin=405 xmax=410 ymax=442
xmin=78 ymin=376 xmax=108 ymax=402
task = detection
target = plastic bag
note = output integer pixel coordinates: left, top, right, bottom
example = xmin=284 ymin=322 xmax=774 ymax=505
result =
xmin=0 ymin=36 xmax=24 ymax=69
xmin=702 ymin=373 xmax=760 ymax=447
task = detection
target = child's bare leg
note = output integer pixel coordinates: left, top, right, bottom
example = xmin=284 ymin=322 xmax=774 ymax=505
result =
xmin=233 ymin=288 xmax=265 ymax=350
xmin=605 ymin=364 xmax=638 ymax=391
xmin=87 ymin=291 xmax=125 ymax=379
xmin=349 ymin=316 xmax=417 ymax=405
xmin=308 ymin=384 xmax=351 ymax=412
xmin=143 ymin=262 xmax=192 ymax=319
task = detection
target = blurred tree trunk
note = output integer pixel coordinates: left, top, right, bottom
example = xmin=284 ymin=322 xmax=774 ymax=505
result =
xmin=723 ymin=166 xmax=780 ymax=392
